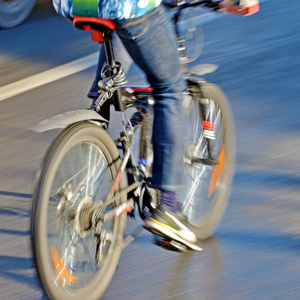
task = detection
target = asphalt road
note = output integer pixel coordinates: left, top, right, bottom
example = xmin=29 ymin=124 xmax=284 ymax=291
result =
xmin=1 ymin=0 xmax=300 ymax=299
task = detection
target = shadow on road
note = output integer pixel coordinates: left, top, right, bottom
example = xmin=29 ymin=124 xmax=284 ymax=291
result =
xmin=0 ymin=255 xmax=48 ymax=299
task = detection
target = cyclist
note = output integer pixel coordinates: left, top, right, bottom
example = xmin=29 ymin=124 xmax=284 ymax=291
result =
xmin=52 ymin=0 xmax=259 ymax=251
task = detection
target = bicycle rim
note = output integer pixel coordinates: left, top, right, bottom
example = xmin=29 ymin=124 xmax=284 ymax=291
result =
xmin=31 ymin=122 xmax=126 ymax=300
xmin=181 ymin=82 xmax=236 ymax=239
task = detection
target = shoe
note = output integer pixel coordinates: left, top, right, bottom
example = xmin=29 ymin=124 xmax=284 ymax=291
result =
xmin=144 ymin=205 xmax=203 ymax=251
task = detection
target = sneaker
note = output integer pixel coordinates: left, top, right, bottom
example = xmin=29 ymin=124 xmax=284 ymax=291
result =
xmin=144 ymin=205 xmax=203 ymax=251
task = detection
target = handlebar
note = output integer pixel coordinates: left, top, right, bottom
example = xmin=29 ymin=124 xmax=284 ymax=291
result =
xmin=164 ymin=0 xmax=222 ymax=10
xmin=164 ymin=0 xmax=222 ymax=29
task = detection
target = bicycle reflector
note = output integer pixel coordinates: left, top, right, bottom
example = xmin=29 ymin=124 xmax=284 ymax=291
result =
xmin=51 ymin=246 xmax=78 ymax=285
xmin=91 ymin=31 xmax=103 ymax=43
xmin=208 ymin=145 xmax=226 ymax=197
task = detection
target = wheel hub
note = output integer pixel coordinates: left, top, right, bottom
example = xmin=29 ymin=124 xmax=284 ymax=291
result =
xmin=74 ymin=197 xmax=94 ymax=237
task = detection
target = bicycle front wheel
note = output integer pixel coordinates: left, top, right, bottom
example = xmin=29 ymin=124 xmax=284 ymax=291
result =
xmin=31 ymin=122 xmax=127 ymax=300
xmin=181 ymin=82 xmax=236 ymax=240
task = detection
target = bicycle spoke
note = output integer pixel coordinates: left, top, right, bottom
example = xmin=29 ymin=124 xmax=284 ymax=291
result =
xmin=51 ymin=245 xmax=78 ymax=286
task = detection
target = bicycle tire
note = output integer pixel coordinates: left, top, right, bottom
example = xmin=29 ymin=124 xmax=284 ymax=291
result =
xmin=31 ymin=122 xmax=127 ymax=300
xmin=181 ymin=81 xmax=236 ymax=240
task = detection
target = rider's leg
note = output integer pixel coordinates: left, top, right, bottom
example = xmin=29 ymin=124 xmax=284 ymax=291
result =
xmin=114 ymin=5 xmax=202 ymax=250
xmin=87 ymin=5 xmax=175 ymax=121
xmin=115 ymin=4 xmax=185 ymax=200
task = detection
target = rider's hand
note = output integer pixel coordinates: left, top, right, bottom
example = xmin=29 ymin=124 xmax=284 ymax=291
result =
xmin=219 ymin=0 xmax=260 ymax=16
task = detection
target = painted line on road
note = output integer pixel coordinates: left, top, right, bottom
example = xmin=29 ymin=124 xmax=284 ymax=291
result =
xmin=0 ymin=113 xmax=13 ymax=120
xmin=0 ymin=53 xmax=99 ymax=102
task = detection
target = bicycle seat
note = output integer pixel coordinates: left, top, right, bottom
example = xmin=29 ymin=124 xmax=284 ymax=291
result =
xmin=73 ymin=16 xmax=116 ymax=43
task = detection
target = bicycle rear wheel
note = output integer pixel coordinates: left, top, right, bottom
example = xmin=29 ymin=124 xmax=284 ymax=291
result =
xmin=31 ymin=122 xmax=126 ymax=300
xmin=181 ymin=82 xmax=236 ymax=240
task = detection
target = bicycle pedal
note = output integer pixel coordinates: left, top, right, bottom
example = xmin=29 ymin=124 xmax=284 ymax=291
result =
xmin=144 ymin=226 xmax=187 ymax=252
xmin=155 ymin=236 xmax=187 ymax=252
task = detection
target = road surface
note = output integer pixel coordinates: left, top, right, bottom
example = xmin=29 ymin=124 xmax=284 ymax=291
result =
xmin=0 ymin=0 xmax=300 ymax=299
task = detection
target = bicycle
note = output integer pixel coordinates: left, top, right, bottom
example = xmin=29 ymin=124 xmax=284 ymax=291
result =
xmin=30 ymin=0 xmax=236 ymax=299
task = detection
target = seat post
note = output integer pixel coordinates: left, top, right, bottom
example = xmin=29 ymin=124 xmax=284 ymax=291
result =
xmin=102 ymin=30 xmax=116 ymax=73
xmin=102 ymin=30 xmax=124 ymax=112
xmin=72 ymin=16 xmax=124 ymax=112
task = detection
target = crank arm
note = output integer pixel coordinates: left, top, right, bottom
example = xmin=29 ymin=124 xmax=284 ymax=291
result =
xmin=102 ymin=199 xmax=134 ymax=222
xmin=93 ymin=199 xmax=134 ymax=266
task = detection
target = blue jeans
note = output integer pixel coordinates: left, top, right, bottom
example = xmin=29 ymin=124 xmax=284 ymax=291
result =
xmin=114 ymin=5 xmax=186 ymax=191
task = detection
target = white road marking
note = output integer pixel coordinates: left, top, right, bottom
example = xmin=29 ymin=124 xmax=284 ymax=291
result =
xmin=0 ymin=53 xmax=99 ymax=102
xmin=0 ymin=113 xmax=13 ymax=120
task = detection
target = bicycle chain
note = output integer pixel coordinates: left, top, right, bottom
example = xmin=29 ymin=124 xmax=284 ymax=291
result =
xmin=106 ymin=180 xmax=142 ymax=207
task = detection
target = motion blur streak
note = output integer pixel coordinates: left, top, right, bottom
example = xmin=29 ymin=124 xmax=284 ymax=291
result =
xmin=0 ymin=53 xmax=98 ymax=102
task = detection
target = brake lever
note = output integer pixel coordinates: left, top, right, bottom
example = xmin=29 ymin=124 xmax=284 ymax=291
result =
xmin=203 ymin=0 xmax=222 ymax=11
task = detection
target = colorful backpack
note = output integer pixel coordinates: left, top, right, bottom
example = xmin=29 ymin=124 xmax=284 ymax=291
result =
xmin=52 ymin=0 xmax=162 ymax=20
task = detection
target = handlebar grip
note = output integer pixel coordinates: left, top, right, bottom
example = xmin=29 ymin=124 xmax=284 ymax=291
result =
xmin=219 ymin=0 xmax=260 ymax=16
xmin=242 ymin=4 xmax=260 ymax=15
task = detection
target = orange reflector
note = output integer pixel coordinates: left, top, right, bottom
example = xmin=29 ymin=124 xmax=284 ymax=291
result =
xmin=51 ymin=246 xmax=78 ymax=285
xmin=208 ymin=145 xmax=226 ymax=197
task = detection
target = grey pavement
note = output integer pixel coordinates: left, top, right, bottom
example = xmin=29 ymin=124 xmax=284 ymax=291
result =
xmin=1 ymin=0 xmax=300 ymax=299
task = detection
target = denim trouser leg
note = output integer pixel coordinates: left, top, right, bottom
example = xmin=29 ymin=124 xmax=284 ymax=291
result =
xmin=114 ymin=5 xmax=186 ymax=191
